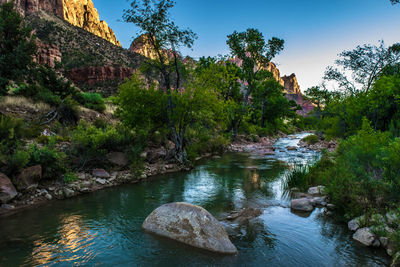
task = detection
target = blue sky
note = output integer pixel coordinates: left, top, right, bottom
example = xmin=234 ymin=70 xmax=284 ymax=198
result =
xmin=92 ymin=0 xmax=400 ymax=91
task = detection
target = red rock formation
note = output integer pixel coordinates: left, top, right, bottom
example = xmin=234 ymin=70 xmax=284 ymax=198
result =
xmin=130 ymin=34 xmax=175 ymax=61
xmin=34 ymin=40 xmax=62 ymax=68
xmin=0 ymin=0 xmax=64 ymax=17
xmin=68 ymin=66 xmax=134 ymax=85
xmin=282 ymin=73 xmax=301 ymax=94
xmin=286 ymin=93 xmax=315 ymax=116
xmin=0 ymin=0 xmax=120 ymax=46
xmin=265 ymin=62 xmax=284 ymax=87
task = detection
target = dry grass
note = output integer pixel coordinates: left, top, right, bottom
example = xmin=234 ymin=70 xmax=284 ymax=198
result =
xmin=0 ymin=96 xmax=50 ymax=112
xmin=105 ymin=103 xmax=116 ymax=115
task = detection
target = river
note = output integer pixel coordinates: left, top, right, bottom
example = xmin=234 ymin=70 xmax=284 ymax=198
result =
xmin=0 ymin=133 xmax=389 ymax=266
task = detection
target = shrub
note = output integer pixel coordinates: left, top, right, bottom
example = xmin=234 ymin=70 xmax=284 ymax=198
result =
xmin=301 ymin=119 xmax=400 ymax=218
xmin=63 ymin=171 xmax=78 ymax=184
xmin=57 ymin=97 xmax=80 ymax=125
xmin=71 ymin=122 xmax=136 ymax=167
xmin=302 ymin=134 xmax=319 ymax=145
xmin=78 ymin=92 xmax=106 ymax=112
xmin=284 ymin=165 xmax=308 ymax=191
xmin=27 ymin=143 xmax=67 ymax=179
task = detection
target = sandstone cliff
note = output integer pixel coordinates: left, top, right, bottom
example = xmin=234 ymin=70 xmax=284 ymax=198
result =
xmin=1 ymin=0 xmax=121 ymax=46
xmin=63 ymin=0 xmax=121 ymax=47
xmin=129 ymin=34 xmax=176 ymax=61
xmin=282 ymin=73 xmax=301 ymax=94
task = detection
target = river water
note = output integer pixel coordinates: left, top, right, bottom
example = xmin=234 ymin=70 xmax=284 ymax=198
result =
xmin=0 ymin=133 xmax=389 ymax=266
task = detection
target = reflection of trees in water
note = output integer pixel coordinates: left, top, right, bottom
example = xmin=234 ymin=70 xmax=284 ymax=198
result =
xmin=313 ymin=212 xmax=389 ymax=266
xmin=230 ymin=219 xmax=277 ymax=249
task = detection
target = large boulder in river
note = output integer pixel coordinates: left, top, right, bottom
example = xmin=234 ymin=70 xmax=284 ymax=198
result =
xmin=0 ymin=173 xmax=18 ymax=204
xmin=142 ymin=202 xmax=238 ymax=254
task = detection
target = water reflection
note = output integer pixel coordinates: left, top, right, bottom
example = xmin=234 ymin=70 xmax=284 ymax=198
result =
xmin=30 ymin=215 xmax=98 ymax=266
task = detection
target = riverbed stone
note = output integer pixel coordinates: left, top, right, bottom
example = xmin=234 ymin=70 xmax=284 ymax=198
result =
xmin=348 ymin=216 xmax=364 ymax=231
xmin=14 ymin=165 xmax=42 ymax=191
xmin=142 ymin=202 xmax=238 ymax=254
xmin=380 ymin=237 xmax=389 ymax=248
xmin=291 ymin=198 xmax=314 ymax=212
xmin=352 ymin=227 xmax=376 ymax=246
xmin=106 ymin=152 xmax=128 ymax=166
xmin=386 ymin=212 xmax=398 ymax=225
xmin=0 ymin=173 xmax=18 ymax=204
xmin=1 ymin=204 xmax=15 ymax=210
xmin=308 ymin=186 xmax=325 ymax=196
xmin=92 ymin=169 xmax=110 ymax=178
xmin=63 ymin=188 xmax=75 ymax=198
xmin=286 ymin=146 xmax=298 ymax=151
xmin=310 ymin=196 xmax=327 ymax=206
xmin=95 ymin=178 xmax=107 ymax=185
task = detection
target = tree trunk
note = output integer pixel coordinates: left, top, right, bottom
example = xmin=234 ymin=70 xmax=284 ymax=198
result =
xmin=261 ymin=100 xmax=265 ymax=128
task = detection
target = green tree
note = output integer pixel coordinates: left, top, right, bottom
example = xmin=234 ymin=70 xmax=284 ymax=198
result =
xmin=0 ymin=1 xmax=37 ymax=94
xmin=226 ymin=28 xmax=284 ymax=104
xmin=123 ymin=0 xmax=197 ymax=162
xmin=324 ymin=41 xmax=400 ymax=94
xmin=194 ymin=56 xmax=244 ymax=138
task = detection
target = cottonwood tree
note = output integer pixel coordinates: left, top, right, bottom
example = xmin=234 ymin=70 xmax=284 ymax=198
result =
xmin=123 ymin=0 xmax=197 ymax=163
xmin=226 ymin=29 xmax=284 ymax=105
xmin=324 ymin=41 xmax=400 ymax=95
xmin=0 ymin=1 xmax=36 ymax=94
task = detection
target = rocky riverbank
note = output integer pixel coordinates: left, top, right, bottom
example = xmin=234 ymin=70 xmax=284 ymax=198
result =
xmin=0 ymin=149 xmax=191 ymax=217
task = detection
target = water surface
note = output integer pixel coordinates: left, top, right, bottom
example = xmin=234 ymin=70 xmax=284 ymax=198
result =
xmin=0 ymin=134 xmax=389 ymax=266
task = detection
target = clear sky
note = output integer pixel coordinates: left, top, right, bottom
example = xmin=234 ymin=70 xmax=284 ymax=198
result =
xmin=92 ymin=0 xmax=399 ymax=92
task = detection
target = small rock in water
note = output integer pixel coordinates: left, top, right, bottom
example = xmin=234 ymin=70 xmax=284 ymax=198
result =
xmin=326 ymin=204 xmax=336 ymax=210
xmin=44 ymin=193 xmax=53 ymax=200
xmin=63 ymin=188 xmax=75 ymax=198
xmin=352 ymin=227 xmax=376 ymax=246
xmin=291 ymin=198 xmax=314 ymax=212
xmin=286 ymin=146 xmax=298 ymax=151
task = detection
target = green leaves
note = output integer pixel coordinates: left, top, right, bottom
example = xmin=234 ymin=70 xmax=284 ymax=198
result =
xmin=0 ymin=1 xmax=37 ymax=94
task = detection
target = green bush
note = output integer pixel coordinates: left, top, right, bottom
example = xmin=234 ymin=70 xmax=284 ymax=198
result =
xmin=78 ymin=92 xmax=106 ymax=112
xmin=283 ymin=165 xmax=310 ymax=192
xmin=27 ymin=143 xmax=67 ymax=180
xmin=302 ymin=119 xmax=400 ymax=218
xmin=302 ymin=134 xmax=319 ymax=145
xmin=57 ymin=97 xmax=80 ymax=125
xmin=7 ymin=150 xmax=30 ymax=174
xmin=71 ymin=122 xmax=137 ymax=166
xmin=63 ymin=171 xmax=78 ymax=184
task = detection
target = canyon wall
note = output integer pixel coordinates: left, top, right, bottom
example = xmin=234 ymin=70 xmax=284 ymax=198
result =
xmin=1 ymin=0 xmax=120 ymax=46
xmin=68 ymin=66 xmax=134 ymax=85
xmin=34 ymin=40 xmax=62 ymax=68
xmin=63 ymin=0 xmax=121 ymax=47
